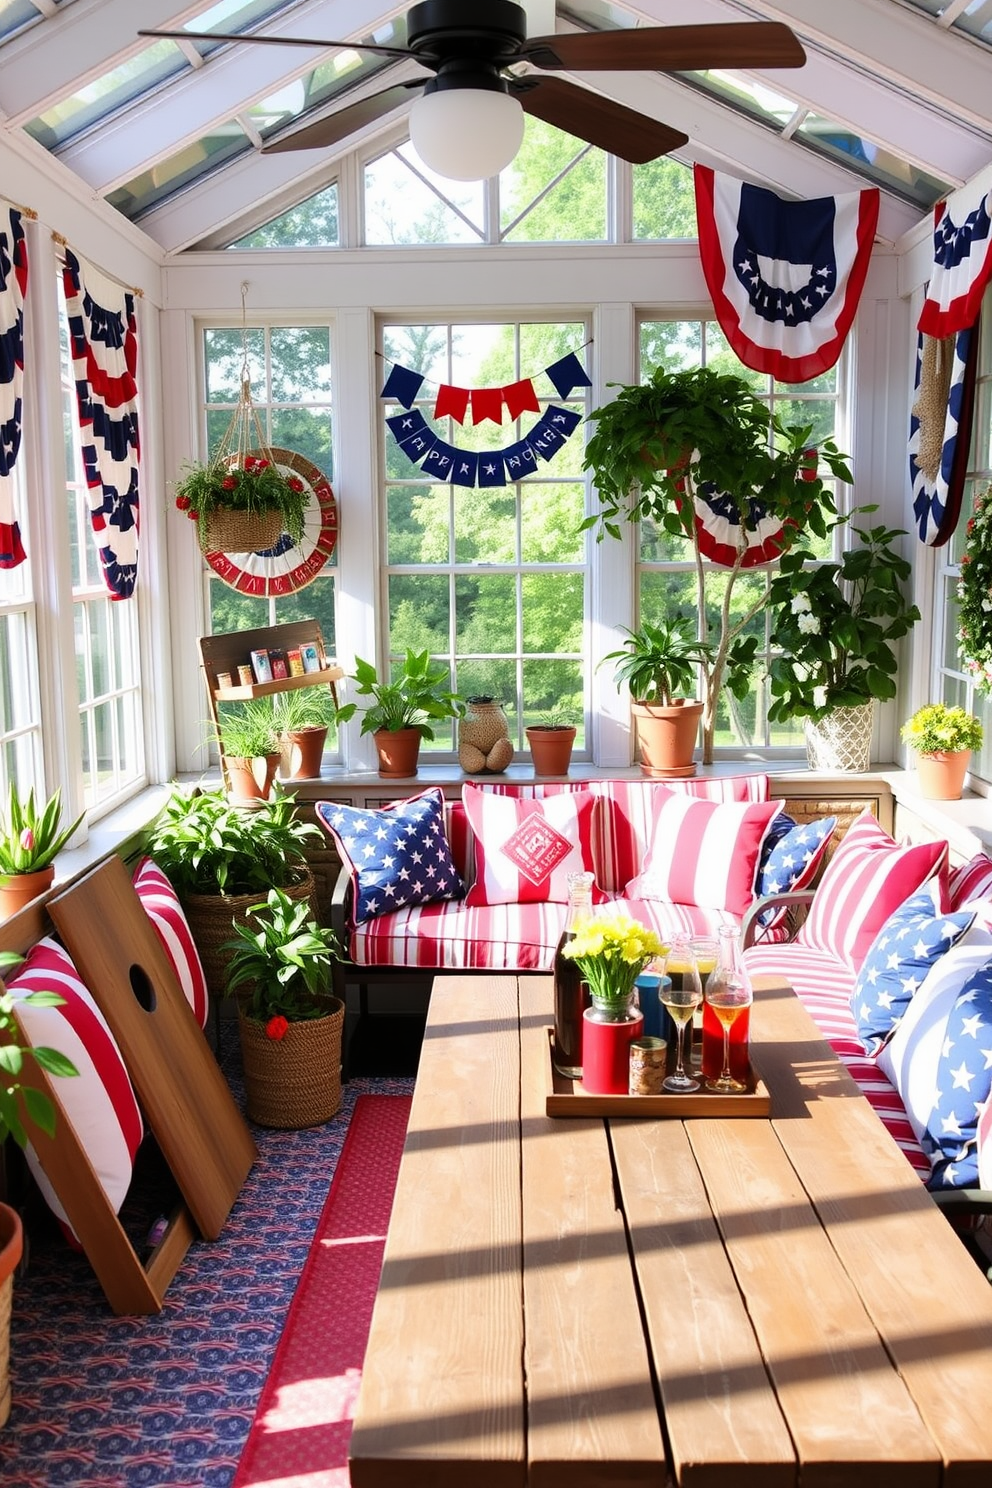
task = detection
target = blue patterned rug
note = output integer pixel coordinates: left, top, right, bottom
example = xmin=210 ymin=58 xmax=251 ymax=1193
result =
xmin=0 ymin=1071 xmax=414 ymax=1488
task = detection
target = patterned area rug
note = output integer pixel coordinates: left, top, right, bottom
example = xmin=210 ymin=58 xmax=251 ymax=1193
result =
xmin=233 ymin=1093 xmax=411 ymax=1488
xmin=0 ymin=1077 xmax=413 ymax=1488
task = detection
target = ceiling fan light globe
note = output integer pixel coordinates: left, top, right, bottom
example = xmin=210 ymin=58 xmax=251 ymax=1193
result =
xmin=410 ymin=88 xmax=525 ymax=181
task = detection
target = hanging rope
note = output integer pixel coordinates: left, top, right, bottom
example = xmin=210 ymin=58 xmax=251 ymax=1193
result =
xmin=213 ymin=282 xmax=274 ymax=469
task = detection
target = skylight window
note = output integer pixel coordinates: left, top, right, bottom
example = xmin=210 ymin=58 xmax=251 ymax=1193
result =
xmin=900 ymin=0 xmax=992 ymax=45
xmin=24 ymin=39 xmax=187 ymax=150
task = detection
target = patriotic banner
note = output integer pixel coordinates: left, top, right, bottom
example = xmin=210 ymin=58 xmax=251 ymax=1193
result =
xmin=386 ymin=405 xmax=582 ymax=488
xmin=909 ymin=322 xmax=979 ymax=547
xmin=0 ymin=203 xmax=28 ymax=569
xmin=384 ymin=348 xmax=592 ymax=428
xmin=918 ymin=179 xmax=992 ymax=337
xmin=694 ymin=165 xmax=879 ymax=383
xmin=62 ymin=249 xmax=140 ymax=600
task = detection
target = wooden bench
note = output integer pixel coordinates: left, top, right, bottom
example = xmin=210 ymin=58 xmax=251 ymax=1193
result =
xmin=349 ymin=971 xmax=992 ymax=1487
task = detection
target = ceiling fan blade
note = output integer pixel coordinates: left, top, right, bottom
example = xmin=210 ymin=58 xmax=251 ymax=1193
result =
xmin=137 ymin=28 xmax=413 ymax=60
xmin=512 ymin=77 xmax=688 ymax=165
xmin=261 ymin=83 xmax=422 ymax=155
xmin=522 ymin=22 xmax=806 ymax=73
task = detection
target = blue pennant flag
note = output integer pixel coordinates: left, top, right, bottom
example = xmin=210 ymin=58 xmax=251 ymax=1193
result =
xmin=422 ymin=439 xmax=458 ymax=480
xmin=502 ymin=438 xmax=539 ymax=479
xmin=545 ymin=351 xmax=592 ymax=399
xmin=478 ymin=452 xmax=507 ymax=487
xmin=381 ymin=363 xmax=425 ymax=408
xmin=528 ymin=412 xmax=566 ymax=461
xmin=386 ymin=409 xmax=430 ymax=455
xmin=451 ymin=451 xmax=479 ymax=488
xmin=546 ymin=404 xmax=583 ymax=437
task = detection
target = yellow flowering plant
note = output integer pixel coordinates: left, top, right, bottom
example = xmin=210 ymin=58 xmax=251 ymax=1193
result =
xmin=561 ymin=912 xmax=665 ymax=1009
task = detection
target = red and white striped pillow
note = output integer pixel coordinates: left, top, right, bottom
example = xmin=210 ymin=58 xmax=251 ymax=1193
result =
xmin=798 ymin=810 xmax=946 ymax=973
xmin=5 ymin=937 xmax=144 ymax=1243
xmin=463 ymin=784 xmax=604 ymax=906
xmin=132 ymin=856 xmax=210 ymax=1030
xmin=947 ymin=852 xmax=992 ymax=910
xmin=625 ymin=791 xmax=784 ymax=918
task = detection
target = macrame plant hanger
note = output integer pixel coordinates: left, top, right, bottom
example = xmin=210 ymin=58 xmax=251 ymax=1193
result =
xmin=201 ymin=282 xmax=284 ymax=553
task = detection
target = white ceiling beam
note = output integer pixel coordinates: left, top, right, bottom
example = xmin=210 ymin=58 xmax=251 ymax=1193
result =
xmin=52 ymin=0 xmax=407 ymax=192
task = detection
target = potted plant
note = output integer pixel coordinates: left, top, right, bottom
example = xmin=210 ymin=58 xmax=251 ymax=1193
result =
xmin=526 ymin=708 xmax=577 ymax=777
xmin=0 ymin=947 xmax=77 ymax=1423
xmin=223 ymin=887 xmax=344 ymax=1129
xmin=214 ymin=699 xmax=281 ymax=801
xmin=143 ymin=785 xmax=320 ymax=998
xmin=901 ymin=703 xmax=983 ymax=800
xmin=0 ymin=785 xmax=85 ymax=920
xmin=173 ymin=453 xmax=309 ymax=554
xmin=766 ymin=515 xmax=921 ymax=771
xmin=274 ymin=686 xmax=340 ymax=781
xmin=346 ymin=649 xmax=462 ymax=778
xmin=601 ymin=617 xmax=713 ymax=777
xmin=583 ymin=363 xmax=852 ymax=763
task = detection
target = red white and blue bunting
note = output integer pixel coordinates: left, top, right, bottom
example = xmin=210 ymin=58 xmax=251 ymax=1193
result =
xmin=62 ymin=248 xmax=140 ymax=600
xmin=683 ymin=450 xmax=816 ymax=569
xmin=918 ymin=179 xmax=992 ymax=338
xmin=381 ymin=350 xmax=589 ymax=486
xmin=0 ymin=203 xmax=28 ymax=570
xmin=694 ymin=165 xmax=879 ymax=383
xmin=909 ymin=322 xmax=979 ymax=547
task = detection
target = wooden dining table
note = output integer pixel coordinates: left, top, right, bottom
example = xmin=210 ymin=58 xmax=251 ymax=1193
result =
xmin=349 ymin=971 xmax=992 ymax=1488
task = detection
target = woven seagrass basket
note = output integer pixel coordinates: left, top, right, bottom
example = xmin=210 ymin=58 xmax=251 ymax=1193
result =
xmin=0 ymin=1204 xmax=24 ymax=1428
xmin=238 ymin=998 xmax=344 ymax=1128
xmin=182 ymin=869 xmax=317 ymax=1002
xmin=200 ymin=503 xmax=283 ymax=555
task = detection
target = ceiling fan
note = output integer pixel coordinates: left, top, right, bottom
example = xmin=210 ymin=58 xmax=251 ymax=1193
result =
xmin=139 ymin=0 xmax=806 ymax=181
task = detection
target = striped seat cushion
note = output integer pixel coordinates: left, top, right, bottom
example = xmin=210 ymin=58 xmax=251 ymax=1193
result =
xmin=743 ymin=940 xmax=929 ymax=1178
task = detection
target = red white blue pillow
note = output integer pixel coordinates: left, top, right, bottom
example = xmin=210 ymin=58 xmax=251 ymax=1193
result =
xmin=947 ymin=852 xmax=992 ymax=910
xmin=850 ymin=880 xmax=975 ymax=1056
xmin=132 ymin=856 xmax=209 ymax=1030
xmin=798 ymin=810 xmax=946 ymax=972
xmin=755 ymin=814 xmax=836 ymax=928
xmin=463 ymin=784 xmax=604 ymax=907
xmin=626 ymin=791 xmax=783 ymax=919
xmin=877 ymin=917 xmax=992 ymax=1189
xmin=4 ymin=936 xmax=144 ymax=1241
xmin=316 ymin=788 xmax=463 ymax=924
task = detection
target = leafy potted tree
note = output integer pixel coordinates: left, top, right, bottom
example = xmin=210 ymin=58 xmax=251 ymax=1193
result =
xmin=525 ymin=708 xmax=577 ymax=777
xmin=0 ymin=785 xmax=85 ymax=920
xmin=0 ymin=948 xmax=77 ymax=1424
xmin=601 ymin=617 xmax=713 ymax=777
xmin=583 ymin=363 xmax=852 ymax=764
xmin=346 ymin=649 xmax=462 ymax=777
xmin=274 ymin=686 xmax=340 ymax=781
xmin=900 ymin=703 xmax=983 ymax=800
xmin=143 ymin=785 xmax=320 ymax=999
xmin=224 ymin=888 xmax=344 ymax=1129
xmin=214 ymin=699 xmax=281 ymax=801
xmin=766 ymin=515 xmax=921 ymax=771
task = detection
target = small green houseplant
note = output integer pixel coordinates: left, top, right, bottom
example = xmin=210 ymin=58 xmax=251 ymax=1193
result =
xmin=525 ymin=707 xmax=577 ymax=777
xmin=601 ymin=616 xmax=713 ymax=777
xmin=274 ymin=687 xmax=342 ymax=781
xmin=174 ymin=454 xmax=308 ymax=550
xmin=213 ymin=699 xmax=281 ymax=801
xmin=224 ymin=887 xmax=344 ymax=1128
xmin=0 ymin=785 xmax=84 ymax=877
xmin=583 ymin=363 xmax=852 ymax=763
xmin=346 ymin=649 xmax=462 ymax=777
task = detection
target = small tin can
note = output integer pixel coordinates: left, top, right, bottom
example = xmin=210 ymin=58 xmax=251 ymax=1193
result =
xmin=215 ymin=670 xmax=233 ymax=691
xmin=629 ymin=1036 xmax=667 ymax=1096
xmin=237 ymin=664 xmax=254 ymax=686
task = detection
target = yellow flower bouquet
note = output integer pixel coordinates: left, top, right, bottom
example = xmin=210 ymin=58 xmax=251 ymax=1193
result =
xmin=561 ymin=912 xmax=665 ymax=1010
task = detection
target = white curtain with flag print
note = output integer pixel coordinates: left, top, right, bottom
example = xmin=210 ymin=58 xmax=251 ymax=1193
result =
xmin=62 ymin=247 xmax=140 ymax=600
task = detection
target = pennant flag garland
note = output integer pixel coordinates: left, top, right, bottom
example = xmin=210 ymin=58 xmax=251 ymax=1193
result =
xmin=386 ymin=405 xmax=582 ymax=488
xmin=62 ymin=247 xmax=140 ymax=600
xmin=470 ymin=386 xmax=503 ymax=426
xmin=381 ymin=363 xmax=425 ymax=408
xmin=909 ymin=322 xmax=979 ymax=546
xmin=918 ymin=181 xmax=992 ymax=338
xmin=0 ymin=203 xmax=28 ymax=570
xmin=433 ymin=384 xmax=470 ymax=422
xmin=384 ymin=347 xmax=591 ymax=426
xmin=545 ymin=351 xmax=593 ymax=400
xmin=693 ymin=164 xmax=879 ymax=383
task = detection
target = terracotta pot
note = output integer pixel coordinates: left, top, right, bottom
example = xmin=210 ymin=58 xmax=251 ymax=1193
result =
xmin=225 ymin=752 xmax=281 ymax=801
xmin=0 ymin=865 xmax=55 ymax=921
xmin=916 ymin=748 xmax=972 ymax=800
xmin=631 ymin=700 xmax=703 ymax=778
xmin=0 ymin=1203 xmax=24 ymax=1427
xmin=374 ymin=727 xmax=422 ymax=778
xmin=279 ymin=725 xmax=328 ymax=781
xmin=526 ymin=726 xmax=576 ymax=777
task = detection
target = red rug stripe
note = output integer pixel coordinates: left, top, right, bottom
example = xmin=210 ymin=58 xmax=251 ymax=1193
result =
xmin=232 ymin=1094 xmax=412 ymax=1488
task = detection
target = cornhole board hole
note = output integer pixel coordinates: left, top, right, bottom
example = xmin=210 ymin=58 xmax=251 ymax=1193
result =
xmin=48 ymin=854 xmax=256 ymax=1245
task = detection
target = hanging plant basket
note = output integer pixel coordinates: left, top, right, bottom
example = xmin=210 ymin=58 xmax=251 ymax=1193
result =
xmin=200 ymin=499 xmax=284 ymax=555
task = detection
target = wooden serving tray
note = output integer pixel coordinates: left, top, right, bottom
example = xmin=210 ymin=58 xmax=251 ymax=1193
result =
xmin=540 ymin=1027 xmax=772 ymax=1118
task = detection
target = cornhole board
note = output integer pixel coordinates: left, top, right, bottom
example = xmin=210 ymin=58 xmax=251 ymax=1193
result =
xmin=48 ymin=854 xmax=257 ymax=1246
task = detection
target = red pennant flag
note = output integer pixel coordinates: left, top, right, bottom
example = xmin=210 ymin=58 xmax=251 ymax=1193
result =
xmin=502 ymin=378 xmax=541 ymax=419
xmin=434 ymin=384 xmax=470 ymax=423
xmin=471 ymin=386 xmax=504 ymax=425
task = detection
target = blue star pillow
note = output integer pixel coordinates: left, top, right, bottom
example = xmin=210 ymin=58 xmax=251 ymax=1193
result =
xmin=316 ymin=787 xmax=464 ymax=925
xmin=755 ymin=814 xmax=836 ymax=928
xmin=877 ymin=918 xmax=992 ymax=1189
xmin=851 ymin=881 xmax=975 ymax=1056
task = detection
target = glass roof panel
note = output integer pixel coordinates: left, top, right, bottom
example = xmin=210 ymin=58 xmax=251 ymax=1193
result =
xmin=106 ymin=125 xmax=253 ymax=220
xmin=894 ymin=0 xmax=992 ymax=44
xmin=24 ymin=39 xmax=188 ymax=150
xmin=0 ymin=0 xmax=47 ymax=42
xmin=677 ymin=68 xmax=799 ymax=129
xmin=560 ymin=1 xmax=636 ymax=27
xmin=249 ymin=45 xmax=398 ymax=142
xmin=180 ymin=0 xmax=307 ymax=60
xmin=794 ymin=113 xmax=951 ymax=206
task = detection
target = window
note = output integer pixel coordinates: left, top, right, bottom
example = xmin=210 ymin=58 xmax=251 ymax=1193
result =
xmin=637 ymin=319 xmax=845 ymax=753
xmin=380 ymin=319 xmax=592 ymax=754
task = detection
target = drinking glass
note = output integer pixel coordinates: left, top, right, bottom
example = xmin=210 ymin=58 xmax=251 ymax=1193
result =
xmin=704 ymin=975 xmax=753 ymax=1093
xmin=661 ymin=943 xmax=702 ymax=1092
